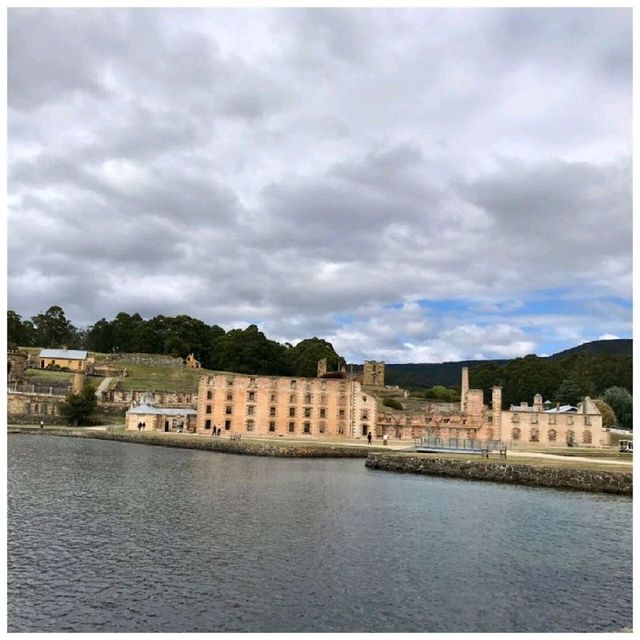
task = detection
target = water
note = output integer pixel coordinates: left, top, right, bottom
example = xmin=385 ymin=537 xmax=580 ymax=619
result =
xmin=8 ymin=434 xmax=632 ymax=632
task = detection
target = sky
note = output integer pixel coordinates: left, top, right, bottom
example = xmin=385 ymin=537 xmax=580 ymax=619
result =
xmin=7 ymin=8 xmax=632 ymax=363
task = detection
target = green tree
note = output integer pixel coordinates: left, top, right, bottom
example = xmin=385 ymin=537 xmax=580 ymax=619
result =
xmin=602 ymin=386 xmax=633 ymax=429
xmin=30 ymin=305 xmax=80 ymax=348
xmin=383 ymin=397 xmax=404 ymax=410
xmin=288 ymin=337 xmax=345 ymax=378
xmin=554 ymin=379 xmax=585 ymax=406
xmin=60 ymin=385 xmax=98 ymax=426
xmin=593 ymin=399 xmax=616 ymax=429
xmin=7 ymin=310 xmax=36 ymax=348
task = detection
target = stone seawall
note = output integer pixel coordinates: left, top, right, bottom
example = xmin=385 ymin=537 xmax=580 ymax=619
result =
xmin=8 ymin=428 xmax=373 ymax=459
xmin=365 ymin=453 xmax=632 ymax=496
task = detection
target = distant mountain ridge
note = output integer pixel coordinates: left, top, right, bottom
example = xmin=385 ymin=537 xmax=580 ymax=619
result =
xmin=353 ymin=339 xmax=632 ymax=390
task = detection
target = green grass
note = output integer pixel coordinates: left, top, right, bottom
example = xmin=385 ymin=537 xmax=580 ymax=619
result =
xmin=113 ymin=363 xmax=215 ymax=392
xmin=23 ymin=369 xmax=74 ymax=383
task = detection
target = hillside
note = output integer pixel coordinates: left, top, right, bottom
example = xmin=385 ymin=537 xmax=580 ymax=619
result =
xmin=549 ymin=339 xmax=632 ymax=359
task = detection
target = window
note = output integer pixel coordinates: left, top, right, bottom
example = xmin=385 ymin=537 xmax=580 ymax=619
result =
xmin=512 ymin=427 xmax=521 ymax=441
xmin=290 ymin=380 xmax=297 ymax=389
xmin=205 ymin=405 xmax=212 ymax=414
xmin=319 ymin=421 xmax=326 ymax=433
xmin=224 ymin=420 xmax=231 ymax=430
xmin=205 ymin=419 xmax=212 ymax=430
xmin=320 ymin=394 xmax=327 ymax=405
xmin=568 ymin=415 xmax=574 ymax=425
xmin=249 ymin=377 xmax=256 ymax=386
xmin=548 ymin=414 xmax=556 ymax=425
xmin=304 ymin=407 xmax=312 ymax=418
xmin=304 ymin=393 xmax=312 ymax=404
xmin=548 ymin=429 xmax=557 ymax=442
xmin=566 ymin=430 xmax=576 ymax=445
xmin=246 ymin=419 xmax=254 ymax=432
xmin=531 ymin=415 xmax=538 ymax=424
xmin=269 ymin=421 xmax=276 ymax=432
xmin=247 ymin=405 xmax=255 ymax=416
xmin=226 ymin=392 xmax=233 ymax=401
xmin=225 ymin=405 xmax=232 ymax=415
xmin=290 ymin=394 xmax=297 ymax=403
xmin=530 ymin=428 xmax=539 ymax=443
xmin=583 ymin=430 xmax=592 ymax=444
xmin=361 ymin=424 xmax=368 ymax=436
xmin=361 ymin=411 xmax=369 ymax=421
xmin=206 ymin=390 xmax=212 ymax=400
xmin=227 ymin=378 xmax=234 ymax=386
xmin=338 ymin=423 xmax=345 ymax=434
xmin=269 ymin=406 xmax=276 ymax=417
xmin=339 ymin=409 xmax=345 ymax=419
xmin=584 ymin=416 xmax=592 ymax=426
xmin=288 ymin=421 xmax=295 ymax=433
xmin=270 ymin=393 xmax=276 ymax=403
xmin=303 ymin=422 xmax=311 ymax=434
xmin=511 ymin=413 xmax=520 ymax=423
xmin=319 ymin=408 xmax=326 ymax=419
xmin=289 ymin=407 xmax=296 ymax=417
xmin=247 ymin=391 xmax=256 ymax=402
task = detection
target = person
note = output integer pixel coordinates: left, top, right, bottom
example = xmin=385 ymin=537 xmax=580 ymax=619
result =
xmin=211 ymin=425 xmax=216 ymax=437
xmin=367 ymin=432 xmax=372 ymax=445
xmin=217 ymin=427 xmax=221 ymax=437
xmin=383 ymin=433 xmax=388 ymax=446
xmin=142 ymin=421 xmax=146 ymax=431
xmin=39 ymin=420 xmax=44 ymax=430
xmin=137 ymin=421 xmax=142 ymax=431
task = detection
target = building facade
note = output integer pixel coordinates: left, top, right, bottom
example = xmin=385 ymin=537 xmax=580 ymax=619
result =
xmin=196 ymin=374 xmax=377 ymax=439
xmin=39 ymin=349 xmax=91 ymax=371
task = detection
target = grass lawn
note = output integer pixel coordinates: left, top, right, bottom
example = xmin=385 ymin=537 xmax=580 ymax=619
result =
xmin=111 ymin=363 xmax=214 ymax=392
xmin=23 ymin=369 xmax=74 ymax=383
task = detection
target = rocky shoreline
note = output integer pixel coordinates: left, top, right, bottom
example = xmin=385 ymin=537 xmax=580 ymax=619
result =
xmin=365 ymin=452 xmax=632 ymax=496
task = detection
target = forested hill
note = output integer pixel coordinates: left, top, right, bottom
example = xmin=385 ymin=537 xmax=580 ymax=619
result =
xmin=371 ymin=339 xmax=632 ymax=410
xmin=549 ymin=338 xmax=632 ymax=359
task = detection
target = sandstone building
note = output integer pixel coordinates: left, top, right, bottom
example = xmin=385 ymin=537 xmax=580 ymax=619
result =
xmin=196 ymin=374 xmax=377 ymax=439
xmin=38 ymin=349 xmax=92 ymax=371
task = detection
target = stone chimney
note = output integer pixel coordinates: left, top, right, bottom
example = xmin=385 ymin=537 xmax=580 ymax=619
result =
xmin=491 ymin=386 xmax=502 ymax=441
xmin=317 ymin=358 xmax=328 ymax=378
xmin=460 ymin=367 xmax=469 ymax=412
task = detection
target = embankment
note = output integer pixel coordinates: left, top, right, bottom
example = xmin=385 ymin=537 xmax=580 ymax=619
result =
xmin=365 ymin=453 xmax=632 ymax=496
xmin=8 ymin=427 xmax=374 ymax=458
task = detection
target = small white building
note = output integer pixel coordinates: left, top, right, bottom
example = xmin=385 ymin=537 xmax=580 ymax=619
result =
xmin=126 ymin=404 xmax=197 ymax=432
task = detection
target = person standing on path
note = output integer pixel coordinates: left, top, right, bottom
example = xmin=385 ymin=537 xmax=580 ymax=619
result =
xmin=39 ymin=420 xmax=44 ymax=430
xmin=367 ymin=432 xmax=372 ymax=445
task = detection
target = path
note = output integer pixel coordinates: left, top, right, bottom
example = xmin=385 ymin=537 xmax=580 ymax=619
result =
xmin=508 ymin=450 xmax=632 ymax=467
xmin=94 ymin=377 xmax=112 ymax=397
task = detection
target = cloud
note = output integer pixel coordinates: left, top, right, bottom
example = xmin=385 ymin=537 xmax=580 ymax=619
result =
xmin=7 ymin=8 xmax=632 ymax=362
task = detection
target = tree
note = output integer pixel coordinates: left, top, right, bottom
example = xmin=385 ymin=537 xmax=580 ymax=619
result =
xmin=30 ymin=305 xmax=80 ymax=348
xmin=593 ymin=399 xmax=616 ymax=429
xmin=383 ymin=397 xmax=404 ymax=410
xmin=7 ymin=310 xmax=36 ymax=348
xmin=60 ymin=385 xmax=98 ymax=426
xmin=554 ymin=379 xmax=585 ymax=406
xmin=288 ymin=337 xmax=345 ymax=378
xmin=602 ymin=386 xmax=633 ymax=430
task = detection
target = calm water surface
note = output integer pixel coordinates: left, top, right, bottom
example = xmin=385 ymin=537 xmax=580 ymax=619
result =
xmin=8 ymin=434 xmax=632 ymax=632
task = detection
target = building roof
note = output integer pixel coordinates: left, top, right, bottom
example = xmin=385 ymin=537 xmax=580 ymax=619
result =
xmin=39 ymin=349 xmax=88 ymax=360
xmin=126 ymin=403 xmax=197 ymax=416
xmin=543 ymin=405 xmax=577 ymax=413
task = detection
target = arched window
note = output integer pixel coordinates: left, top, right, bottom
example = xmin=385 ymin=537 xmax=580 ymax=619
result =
xmin=548 ymin=429 xmax=557 ymax=442
xmin=530 ymin=428 xmax=539 ymax=443
xmin=566 ymin=430 xmax=575 ymax=445
xmin=583 ymin=430 xmax=592 ymax=444
xmin=512 ymin=427 xmax=521 ymax=441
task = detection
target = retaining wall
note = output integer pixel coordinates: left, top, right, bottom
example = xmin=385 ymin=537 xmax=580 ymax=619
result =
xmin=365 ymin=453 xmax=632 ymax=495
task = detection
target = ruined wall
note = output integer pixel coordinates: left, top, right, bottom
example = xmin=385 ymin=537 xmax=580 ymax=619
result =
xmin=102 ymin=354 xmax=184 ymax=367
xmin=363 ymin=361 xmax=385 ymax=387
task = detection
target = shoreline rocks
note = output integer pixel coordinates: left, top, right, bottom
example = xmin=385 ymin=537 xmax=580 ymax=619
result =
xmin=365 ymin=453 xmax=632 ymax=496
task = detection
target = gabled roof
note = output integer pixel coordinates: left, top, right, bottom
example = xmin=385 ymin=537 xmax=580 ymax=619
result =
xmin=126 ymin=403 xmax=197 ymax=416
xmin=39 ymin=349 xmax=88 ymax=360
